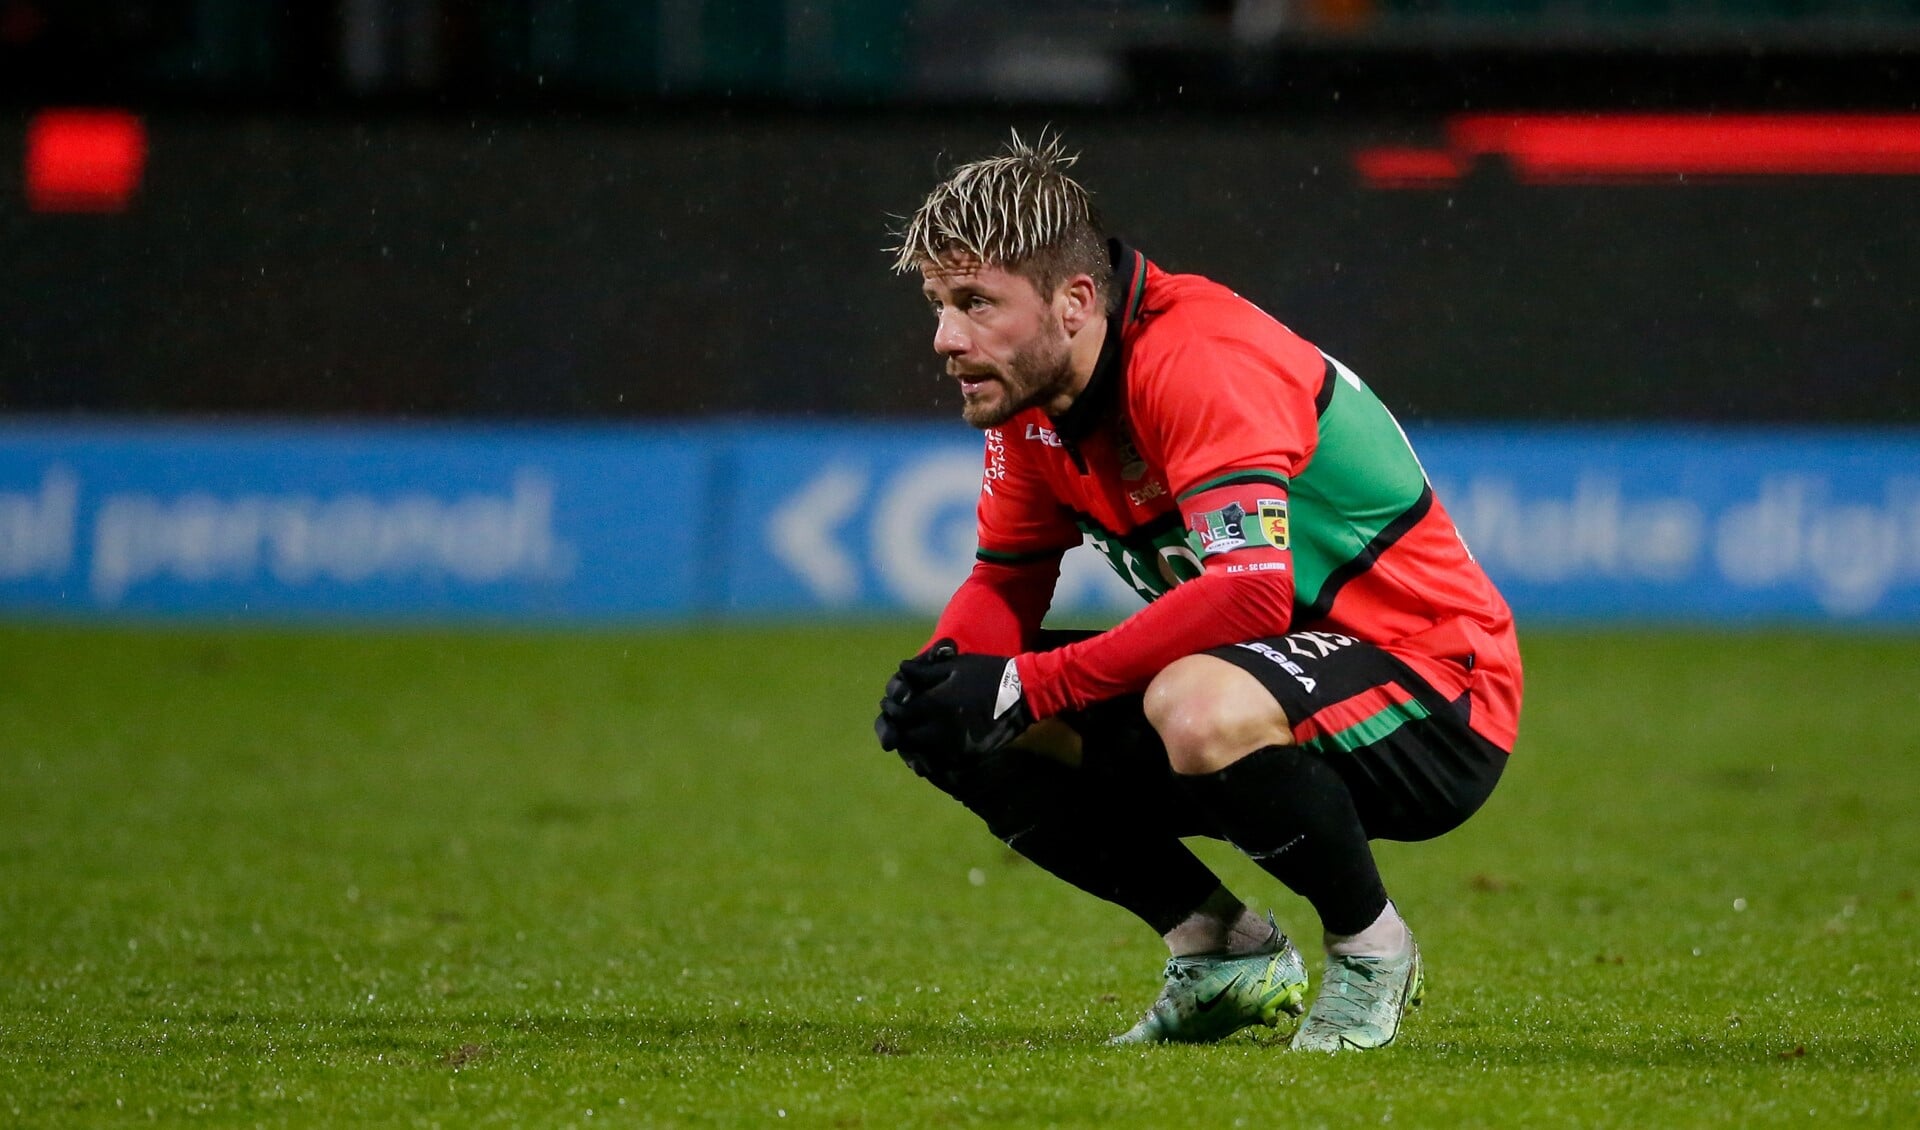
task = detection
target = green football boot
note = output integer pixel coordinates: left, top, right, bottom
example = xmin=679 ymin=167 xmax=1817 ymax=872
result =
xmin=1289 ymin=937 xmax=1424 ymax=1053
xmin=1109 ymin=919 xmax=1310 ymax=1045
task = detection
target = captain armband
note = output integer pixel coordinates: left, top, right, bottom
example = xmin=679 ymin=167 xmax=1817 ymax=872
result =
xmin=1180 ymin=478 xmax=1292 ymax=568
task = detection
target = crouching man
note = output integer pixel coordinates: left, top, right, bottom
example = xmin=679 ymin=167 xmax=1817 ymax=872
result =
xmin=876 ymin=133 xmax=1522 ymax=1052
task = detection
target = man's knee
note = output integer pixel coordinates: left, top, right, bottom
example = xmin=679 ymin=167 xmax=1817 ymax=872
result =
xmin=1143 ymin=654 xmax=1294 ymax=776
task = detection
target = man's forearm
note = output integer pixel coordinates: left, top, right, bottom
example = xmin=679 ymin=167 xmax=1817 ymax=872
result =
xmin=927 ymin=556 xmax=1062 ymax=655
xmin=1016 ymin=569 xmax=1294 ymax=718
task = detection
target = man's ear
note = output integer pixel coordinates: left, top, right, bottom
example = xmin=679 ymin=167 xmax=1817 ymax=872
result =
xmin=1058 ymin=273 xmax=1101 ymax=333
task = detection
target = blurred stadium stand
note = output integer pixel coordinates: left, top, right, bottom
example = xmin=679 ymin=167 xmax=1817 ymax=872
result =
xmin=2 ymin=2 xmax=1917 ymax=422
xmin=4 ymin=1 xmax=1920 ymax=103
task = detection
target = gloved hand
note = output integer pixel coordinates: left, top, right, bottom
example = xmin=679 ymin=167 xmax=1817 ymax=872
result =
xmin=876 ymin=641 xmax=946 ymax=778
xmin=876 ymin=640 xmax=949 ymax=769
xmin=876 ymin=638 xmax=1033 ymax=759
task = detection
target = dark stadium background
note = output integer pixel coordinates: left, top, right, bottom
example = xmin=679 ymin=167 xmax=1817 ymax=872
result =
xmin=4 ymin=0 xmax=1917 ymax=425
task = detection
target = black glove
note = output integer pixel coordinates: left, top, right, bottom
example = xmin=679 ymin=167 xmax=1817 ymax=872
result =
xmin=877 ymin=638 xmax=1034 ymax=759
xmin=876 ymin=642 xmax=947 ymax=779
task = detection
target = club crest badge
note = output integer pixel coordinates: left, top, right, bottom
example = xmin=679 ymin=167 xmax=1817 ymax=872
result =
xmin=1257 ymin=498 xmax=1289 ymax=549
xmin=1191 ymin=501 xmax=1248 ymax=556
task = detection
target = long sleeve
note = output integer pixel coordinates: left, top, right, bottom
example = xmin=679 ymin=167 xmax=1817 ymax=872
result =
xmin=927 ymin=555 xmax=1063 ymax=655
xmin=1017 ymin=555 xmax=1293 ymax=717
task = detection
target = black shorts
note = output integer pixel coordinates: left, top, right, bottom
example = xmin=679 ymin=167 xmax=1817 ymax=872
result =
xmin=1203 ymin=630 xmax=1507 ymax=843
xmin=1042 ymin=628 xmax=1507 ymax=845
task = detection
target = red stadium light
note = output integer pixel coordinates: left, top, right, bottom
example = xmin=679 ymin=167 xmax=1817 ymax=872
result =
xmin=1452 ymin=113 xmax=1920 ymax=183
xmin=1352 ymin=147 xmax=1470 ymax=189
xmin=25 ymin=109 xmax=148 ymax=213
xmin=1357 ymin=113 xmax=1920 ymax=189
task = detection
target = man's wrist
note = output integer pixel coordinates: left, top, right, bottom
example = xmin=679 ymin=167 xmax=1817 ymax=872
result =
xmin=1015 ymin=651 xmax=1074 ymax=721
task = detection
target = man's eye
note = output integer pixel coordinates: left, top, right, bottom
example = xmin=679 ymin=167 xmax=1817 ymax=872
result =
xmin=967 ymin=296 xmax=991 ymax=312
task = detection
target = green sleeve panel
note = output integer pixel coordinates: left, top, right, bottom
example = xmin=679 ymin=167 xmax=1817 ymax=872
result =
xmin=1286 ymin=354 xmax=1432 ymax=608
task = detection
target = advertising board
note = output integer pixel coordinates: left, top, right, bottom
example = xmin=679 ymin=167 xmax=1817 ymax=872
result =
xmin=3 ymin=422 xmax=1916 ymax=624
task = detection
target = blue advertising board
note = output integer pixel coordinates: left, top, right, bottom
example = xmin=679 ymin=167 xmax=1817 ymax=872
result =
xmin=715 ymin=423 xmax=1141 ymax=618
xmin=2 ymin=421 xmax=1917 ymax=625
xmin=0 ymin=423 xmax=708 ymax=621
xmin=1415 ymin=428 xmax=1920 ymax=622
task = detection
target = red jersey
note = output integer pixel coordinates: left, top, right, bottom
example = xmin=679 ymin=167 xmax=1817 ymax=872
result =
xmin=932 ymin=244 xmax=1522 ymax=752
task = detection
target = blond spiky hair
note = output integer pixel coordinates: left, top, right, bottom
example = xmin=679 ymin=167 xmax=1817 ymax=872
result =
xmin=891 ymin=130 xmax=1109 ymax=302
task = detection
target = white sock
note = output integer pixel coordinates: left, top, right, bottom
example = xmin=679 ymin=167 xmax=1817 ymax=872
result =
xmin=1325 ymin=901 xmax=1410 ymax=959
xmin=1163 ymin=888 xmax=1277 ymax=957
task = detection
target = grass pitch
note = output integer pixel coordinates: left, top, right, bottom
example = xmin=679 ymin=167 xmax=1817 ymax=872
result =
xmin=1 ymin=624 xmax=1916 ymax=1127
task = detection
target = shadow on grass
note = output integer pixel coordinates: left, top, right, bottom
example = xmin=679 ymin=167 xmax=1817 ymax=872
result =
xmin=173 ymin=1003 xmax=1913 ymax=1072
xmin=177 ymin=1007 xmax=1099 ymax=1064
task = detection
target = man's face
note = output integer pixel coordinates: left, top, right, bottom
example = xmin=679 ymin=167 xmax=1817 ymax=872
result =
xmin=920 ymin=254 xmax=1076 ymax=429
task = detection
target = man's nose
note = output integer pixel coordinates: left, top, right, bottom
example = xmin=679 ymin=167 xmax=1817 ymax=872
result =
xmin=933 ymin=310 xmax=968 ymax=357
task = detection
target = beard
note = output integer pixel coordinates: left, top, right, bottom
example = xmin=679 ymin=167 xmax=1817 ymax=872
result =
xmin=955 ymin=323 xmax=1075 ymax=430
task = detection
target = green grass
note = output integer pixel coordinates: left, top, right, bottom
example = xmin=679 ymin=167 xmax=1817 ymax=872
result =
xmin=1 ymin=624 xmax=1917 ymax=1127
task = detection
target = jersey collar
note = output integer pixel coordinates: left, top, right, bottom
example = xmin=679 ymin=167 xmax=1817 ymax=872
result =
xmin=1049 ymin=238 xmax=1148 ymax=444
